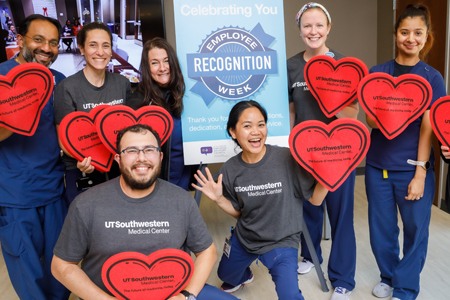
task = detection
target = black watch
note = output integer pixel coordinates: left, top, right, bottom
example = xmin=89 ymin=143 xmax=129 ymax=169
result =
xmin=180 ymin=290 xmax=196 ymax=300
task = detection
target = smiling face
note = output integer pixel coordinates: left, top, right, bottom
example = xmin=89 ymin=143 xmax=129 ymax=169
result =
xmin=17 ymin=19 xmax=59 ymax=67
xmin=115 ymin=130 xmax=163 ymax=196
xmin=148 ymin=47 xmax=170 ymax=87
xmin=80 ymin=29 xmax=112 ymax=71
xmin=395 ymin=16 xmax=428 ymax=61
xmin=229 ymin=107 xmax=267 ymax=163
xmin=299 ymin=8 xmax=330 ymax=52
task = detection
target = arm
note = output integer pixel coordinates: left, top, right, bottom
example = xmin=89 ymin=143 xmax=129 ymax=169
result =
xmin=336 ymin=101 xmax=359 ymax=119
xmin=192 ymin=167 xmax=241 ymax=219
xmin=366 ymin=114 xmax=378 ymax=129
xmin=405 ymin=111 xmax=432 ymax=200
xmin=169 ymin=243 xmax=217 ymax=299
xmin=289 ymin=102 xmax=296 ymax=130
xmin=308 ymin=182 xmax=329 ymax=206
xmin=0 ymin=127 xmax=13 ymax=141
xmin=55 ymin=124 xmax=95 ymax=173
xmin=51 ymin=255 xmax=117 ymax=300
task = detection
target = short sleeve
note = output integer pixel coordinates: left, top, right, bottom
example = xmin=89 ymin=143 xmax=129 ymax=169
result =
xmin=184 ymin=198 xmax=213 ymax=253
xmin=430 ymin=71 xmax=446 ymax=105
xmin=291 ymin=154 xmax=317 ymax=201
xmin=220 ymin=164 xmax=241 ymax=211
xmin=53 ymin=201 xmax=90 ymax=262
xmin=54 ymin=80 xmax=76 ymax=124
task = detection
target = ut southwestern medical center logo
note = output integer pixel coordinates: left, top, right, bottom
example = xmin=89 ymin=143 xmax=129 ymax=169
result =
xmin=187 ymin=24 xmax=278 ymax=105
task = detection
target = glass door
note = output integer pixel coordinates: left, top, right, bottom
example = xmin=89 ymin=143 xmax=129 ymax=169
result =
xmin=78 ymin=0 xmax=102 ymax=25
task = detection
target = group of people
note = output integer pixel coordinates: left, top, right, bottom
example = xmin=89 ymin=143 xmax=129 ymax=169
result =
xmin=62 ymin=18 xmax=82 ymax=52
xmin=0 ymin=2 xmax=446 ymax=300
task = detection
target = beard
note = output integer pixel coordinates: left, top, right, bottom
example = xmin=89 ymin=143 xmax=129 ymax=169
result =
xmin=120 ymin=162 xmax=161 ymax=190
xmin=22 ymin=42 xmax=56 ymax=67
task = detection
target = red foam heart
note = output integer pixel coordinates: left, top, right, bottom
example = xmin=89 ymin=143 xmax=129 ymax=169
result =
xmin=358 ymin=72 xmax=432 ymax=140
xmin=289 ymin=119 xmax=370 ymax=192
xmin=102 ymin=249 xmax=194 ymax=300
xmin=0 ymin=63 xmax=53 ymax=136
xmin=59 ymin=105 xmax=114 ymax=172
xmin=430 ymin=96 xmax=450 ymax=148
xmin=96 ymin=105 xmax=173 ymax=154
xmin=304 ymin=55 xmax=368 ymax=118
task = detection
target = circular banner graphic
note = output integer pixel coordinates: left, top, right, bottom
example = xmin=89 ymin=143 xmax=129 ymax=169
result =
xmin=187 ymin=23 xmax=278 ymax=105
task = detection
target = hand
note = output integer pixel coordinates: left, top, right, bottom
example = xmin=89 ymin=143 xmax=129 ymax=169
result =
xmin=77 ymin=157 xmax=95 ymax=174
xmin=168 ymin=294 xmax=185 ymax=300
xmin=405 ymin=175 xmax=425 ymax=201
xmin=441 ymin=145 xmax=450 ymax=160
xmin=191 ymin=167 xmax=223 ymax=202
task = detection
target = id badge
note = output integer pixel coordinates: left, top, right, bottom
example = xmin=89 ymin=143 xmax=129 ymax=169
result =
xmin=223 ymin=237 xmax=232 ymax=258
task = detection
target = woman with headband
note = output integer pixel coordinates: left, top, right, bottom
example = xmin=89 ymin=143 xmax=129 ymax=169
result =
xmin=287 ymin=3 xmax=357 ymax=300
xmin=365 ymin=5 xmax=445 ymax=300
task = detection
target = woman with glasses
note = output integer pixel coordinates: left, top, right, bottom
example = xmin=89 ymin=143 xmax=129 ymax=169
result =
xmin=127 ymin=37 xmax=191 ymax=190
xmin=54 ymin=22 xmax=131 ymax=204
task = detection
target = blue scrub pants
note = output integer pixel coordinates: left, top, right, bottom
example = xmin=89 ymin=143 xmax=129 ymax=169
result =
xmin=198 ymin=284 xmax=240 ymax=300
xmin=365 ymin=165 xmax=434 ymax=300
xmin=0 ymin=199 xmax=70 ymax=300
xmin=218 ymin=233 xmax=304 ymax=300
xmin=300 ymin=170 xmax=356 ymax=291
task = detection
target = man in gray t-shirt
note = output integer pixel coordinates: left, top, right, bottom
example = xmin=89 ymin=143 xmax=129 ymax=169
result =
xmin=52 ymin=124 xmax=237 ymax=300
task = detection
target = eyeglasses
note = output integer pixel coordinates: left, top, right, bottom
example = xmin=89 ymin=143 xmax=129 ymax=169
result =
xmin=121 ymin=146 xmax=161 ymax=158
xmin=25 ymin=35 xmax=60 ymax=48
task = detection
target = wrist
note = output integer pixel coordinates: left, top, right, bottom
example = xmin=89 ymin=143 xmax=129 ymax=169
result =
xmin=414 ymin=167 xmax=427 ymax=179
xmin=180 ymin=290 xmax=196 ymax=300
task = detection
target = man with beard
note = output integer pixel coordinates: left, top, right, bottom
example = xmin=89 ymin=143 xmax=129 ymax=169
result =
xmin=51 ymin=124 xmax=238 ymax=300
xmin=0 ymin=14 xmax=70 ymax=300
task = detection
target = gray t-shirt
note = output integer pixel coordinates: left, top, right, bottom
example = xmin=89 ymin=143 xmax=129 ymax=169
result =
xmin=221 ymin=145 xmax=316 ymax=255
xmin=53 ymin=70 xmax=131 ymax=169
xmin=287 ymin=50 xmax=345 ymax=125
xmin=54 ymin=177 xmax=213 ymax=295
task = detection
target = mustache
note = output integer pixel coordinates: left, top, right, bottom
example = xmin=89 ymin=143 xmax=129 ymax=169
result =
xmin=34 ymin=49 xmax=54 ymax=57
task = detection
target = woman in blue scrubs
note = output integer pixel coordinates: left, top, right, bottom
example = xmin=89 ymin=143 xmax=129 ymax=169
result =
xmin=365 ymin=5 xmax=446 ymax=300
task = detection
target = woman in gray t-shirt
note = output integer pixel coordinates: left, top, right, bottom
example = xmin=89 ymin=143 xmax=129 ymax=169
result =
xmin=193 ymin=100 xmax=327 ymax=299
xmin=54 ymin=22 xmax=131 ymax=204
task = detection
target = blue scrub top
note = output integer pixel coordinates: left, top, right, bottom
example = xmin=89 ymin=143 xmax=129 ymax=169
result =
xmin=0 ymin=59 xmax=66 ymax=207
xmin=366 ymin=59 xmax=447 ymax=171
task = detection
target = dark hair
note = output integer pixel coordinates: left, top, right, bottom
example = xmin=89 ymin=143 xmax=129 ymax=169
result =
xmin=77 ymin=22 xmax=112 ymax=49
xmin=65 ymin=19 xmax=71 ymax=25
xmin=74 ymin=19 xmax=80 ymax=26
xmin=116 ymin=124 xmax=162 ymax=154
xmin=226 ymin=100 xmax=268 ymax=147
xmin=138 ymin=37 xmax=185 ymax=118
xmin=18 ymin=14 xmax=62 ymax=39
xmin=394 ymin=4 xmax=433 ymax=61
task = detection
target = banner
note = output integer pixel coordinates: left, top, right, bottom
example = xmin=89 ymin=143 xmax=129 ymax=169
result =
xmin=174 ymin=0 xmax=290 ymax=165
